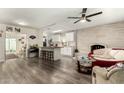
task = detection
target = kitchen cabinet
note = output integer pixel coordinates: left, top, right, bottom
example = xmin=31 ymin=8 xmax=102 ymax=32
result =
xmin=53 ymin=34 xmax=61 ymax=42
xmin=61 ymin=47 xmax=73 ymax=56
xmin=66 ymin=32 xmax=74 ymax=42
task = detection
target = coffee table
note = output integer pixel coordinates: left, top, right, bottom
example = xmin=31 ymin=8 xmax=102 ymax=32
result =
xmin=77 ymin=58 xmax=92 ymax=74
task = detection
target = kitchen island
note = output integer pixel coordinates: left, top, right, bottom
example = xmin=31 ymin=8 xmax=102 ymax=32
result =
xmin=39 ymin=47 xmax=61 ymax=61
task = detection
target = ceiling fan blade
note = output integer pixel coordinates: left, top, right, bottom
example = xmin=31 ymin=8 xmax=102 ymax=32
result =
xmin=86 ymin=19 xmax=91 ymax=22
xmin=74 ymin=20 xmax=81 ymax=24
xmin=68 ymin=17 xmax=81 ymax=19
xmin=86 ymin=11 xmax=103 ymax=18
xmin=82 ymin=8 xmax=87 ymax=13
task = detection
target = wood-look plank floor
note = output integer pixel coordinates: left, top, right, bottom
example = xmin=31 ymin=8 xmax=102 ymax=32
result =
xmin=0 ymin=57 xmax=91 ymax=84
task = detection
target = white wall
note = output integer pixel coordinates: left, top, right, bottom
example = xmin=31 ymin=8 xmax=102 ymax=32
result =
xmin=0 ymin=24 xmax=5 ymax=62
xmin=77 ymin=21 xmax=124 ymax=54
xmin=37 ymin=30 xmax=43 ymax=47
xmin=0 ymin=24 xmax=43 ymax=61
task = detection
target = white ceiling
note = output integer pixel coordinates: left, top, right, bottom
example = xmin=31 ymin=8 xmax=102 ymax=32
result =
xmin=0 ymin=8 xmax=124 ymax=33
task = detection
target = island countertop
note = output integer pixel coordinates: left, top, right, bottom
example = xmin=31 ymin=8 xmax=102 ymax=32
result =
xmin=39 ymin=47 xmax=61 ymax=61
xmin=40 ymin=47 xmax=63 ymax=49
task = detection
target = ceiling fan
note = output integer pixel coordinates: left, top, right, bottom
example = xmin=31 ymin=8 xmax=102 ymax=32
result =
xmin=68 ymin=8 xmax=103 ymax=24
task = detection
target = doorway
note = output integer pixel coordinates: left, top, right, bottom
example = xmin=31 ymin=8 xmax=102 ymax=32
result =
xmin=6 ymin=38 xmax=18 ymax=60
xmin=5 ymin=32 xmax=27 ymax=60
xmin=6 ymin=38 xmax=16 ymax=54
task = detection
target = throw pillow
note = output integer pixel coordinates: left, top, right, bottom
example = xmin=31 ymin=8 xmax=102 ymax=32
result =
xmin=93 ymin=48 xmax=113 ymax=59
xmin=114 ymin=50 xmax=124 ymax=60
xmin=93 ymin=49 xmax=105 ymax=55
xmin=109 ymin=50 xmax=120 ymax=57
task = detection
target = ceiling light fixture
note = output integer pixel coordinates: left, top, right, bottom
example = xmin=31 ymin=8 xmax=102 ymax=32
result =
xmin=53 ymin=30 xmax=62 ymax=33
xmin=80 ymin=19 xmax=86 ymax=23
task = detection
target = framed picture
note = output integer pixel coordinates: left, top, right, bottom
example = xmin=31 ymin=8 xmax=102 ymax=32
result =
xmin=18 ymin=39 xmax=22 ymax=41
xmin=0 ymin=30 xmax=3 ymax=37
xmin=6 ymin=26 xmax=13 ymax=31
xmin=29 ymin=35 xmax=36 ymax=39
xmin=21 ymin=37 xmax=24 ymax=39
xmin=21 ymin=42 xmax=24 ymax=44
xmin=15 ymin=27 xmax=21 ymax=32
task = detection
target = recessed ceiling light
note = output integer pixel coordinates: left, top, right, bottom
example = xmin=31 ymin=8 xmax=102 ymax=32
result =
xmin=53 ymin=30 xmax=62 ymax=33
xmin=15 ymin=20 xmax=28 ymax=26
xmin=18 ymin=22 xmax=27 ymax=26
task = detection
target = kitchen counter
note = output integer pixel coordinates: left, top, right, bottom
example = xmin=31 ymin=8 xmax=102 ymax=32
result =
xmin=41 ymin=47 xmax=63 ymax=48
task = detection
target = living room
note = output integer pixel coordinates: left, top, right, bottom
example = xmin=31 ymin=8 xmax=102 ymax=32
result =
xmin=1 ymin=0 xmax=124 ymax=93
xmin=0 ymin=8 xmax=124 ymax=85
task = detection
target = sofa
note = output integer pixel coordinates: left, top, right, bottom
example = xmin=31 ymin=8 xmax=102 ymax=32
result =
xmin=89 ymin=48 xmax=124 ymax=67
xmin=92 ymin=63 xmax=124 ymax=84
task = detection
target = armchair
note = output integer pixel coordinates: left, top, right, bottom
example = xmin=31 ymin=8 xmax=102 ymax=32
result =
xmin=92 ymin=65 xmax=124 ymax=84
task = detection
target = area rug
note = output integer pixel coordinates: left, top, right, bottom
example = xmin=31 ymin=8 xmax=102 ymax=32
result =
xmin=6 ymin=54 xmax=18 ymax=60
